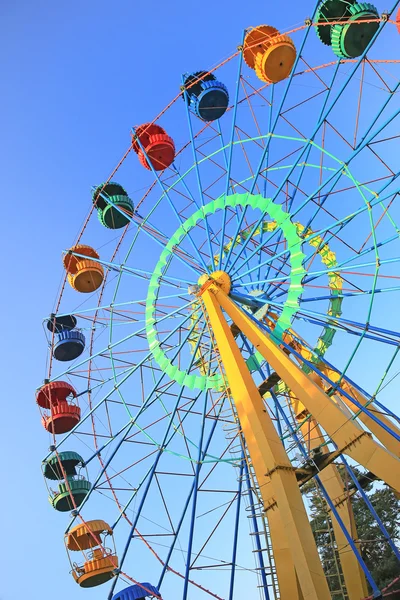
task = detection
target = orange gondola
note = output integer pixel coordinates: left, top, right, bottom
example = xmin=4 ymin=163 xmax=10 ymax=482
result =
xmin=63 ymin=244 xmax=104 ymax=293
xmin=65 ymin=520 xmax=118 ymax=588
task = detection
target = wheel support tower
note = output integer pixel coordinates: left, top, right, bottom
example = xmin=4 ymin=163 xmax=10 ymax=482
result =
xmin=198 ymin=273 xmax=400 ymax=600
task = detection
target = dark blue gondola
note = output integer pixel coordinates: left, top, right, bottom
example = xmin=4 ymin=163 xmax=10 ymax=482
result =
xmin=112 ymin=582 xmax=161 ymax=600
xmin=182 ymin=71 xmax=229 ymax=122
xmin=53 ymin=329 xmax=85 ymax=361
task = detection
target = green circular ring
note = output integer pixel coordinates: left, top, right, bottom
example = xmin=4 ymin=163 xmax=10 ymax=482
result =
xmin=146 ymin=192 xmax=306 ymax=391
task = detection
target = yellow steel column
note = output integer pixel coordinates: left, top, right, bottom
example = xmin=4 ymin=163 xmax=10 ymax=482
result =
xmin=215 ymin=287 xmax=400 ymax=493
xmin=267 ymin=315 xmax=400 ymax=457
xmin=290 ymin=391 xmax=368 ymax=600
xmin=262 ymin=482 xmax=303 ymax=600
xmin=200 ymin=285 xmax=331 ymax=600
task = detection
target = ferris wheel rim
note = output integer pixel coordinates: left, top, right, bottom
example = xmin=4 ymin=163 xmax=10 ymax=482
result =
xmin=38 ymin=7 xmax=400 ymax=598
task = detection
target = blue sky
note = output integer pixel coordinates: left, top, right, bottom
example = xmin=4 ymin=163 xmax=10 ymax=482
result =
xmin=1 ymin=1 xmax=400 ymax=599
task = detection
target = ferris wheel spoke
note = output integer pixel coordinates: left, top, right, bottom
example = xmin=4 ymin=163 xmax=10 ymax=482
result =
xmin=172 ymin=163 xmax=219 ymax=244
xmin=218 ymin=35 xmax=245 ymax=270
xmin=216 ymin=119 xmax=230 ymax=171
xmin=281 ymin=63 xmax=344 ymax=203
xmin=296 ymin=185 xmax=398 ymax=276
xmin=118 ymin=310 xmax=206 ymax=428
xmin=119 ymin=267 xmax=195 ymax=287
xmin=271 ymin=227 xmax=400 ymax=303
xmin=246 ymin=9 xmax=317 ymax=179
xmin=182 ymin=389 xmax=210 ymax=600
xmin=271 ymin=250 xmax=399 ymax=302
xmin=299 ymin=285 xmax=400 ymax=303
xmin=256 ymin=85 xmax=280 ymax=289
xmin=228 ymin=170 xmax=343 ymax=281
xmin=222 ymin=173 xmax=293 ymax=278
xmin=255 ymin=85 xmax=276 ymax=286
xmin=50 ymin=298 xmax=196 ymax=385
xmin=294 ymin=312 xmax=400 ymax=348
xmin=225 ymin=216 xmax=258 ymax=289
xmin=302 ymin=189 xmax=400 ymax=268
xmin=225 ymin=27 xmax=333 ymax=275
xmin=181 ymin=80 xmax=216 ymax=263
xmin=56 ymin=294 xmax=190 ymax=325
xmin=61 ymin=364 xmax=136 ymax=397
xmin=146 ymin=167 xmax=211 ymax=273
xmin=157 ymin=398 xmax=228 ymax=591
xmin=231 ymin=183 xmax=399 ymax=284
xmin=132 ymin=207 xmax=208 ymax=275
xmin=285 ymin=255 xmax=400 ymax=298
xmin=216 ymin=117 xmax=258 ymax=287
xmin=240 ymin=291 xmax=400 ymax=347
xmin=272 ymin=298 xmax=400 ymax=346
xmin=287 ymin=109 xmax=400 ymax=223
xmin=67 ymin=248 xmax=201 ymax=284
xmin=288 ymin=119 xmax=400 ymax=245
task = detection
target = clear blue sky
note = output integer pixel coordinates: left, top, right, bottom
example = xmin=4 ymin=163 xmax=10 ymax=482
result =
xmin=1 ymin=1 xmax=399 ymax=599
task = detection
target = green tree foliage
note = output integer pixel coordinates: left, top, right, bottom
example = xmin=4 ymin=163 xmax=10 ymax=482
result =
xmin=352 ymin=487 xmax=400 ymax=590
xmin=305 ymin=473 xmax=400 ymax=596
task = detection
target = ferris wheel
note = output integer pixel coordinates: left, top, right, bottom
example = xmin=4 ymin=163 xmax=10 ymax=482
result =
xmin=37 ymin=2 xmax=400 ymax=599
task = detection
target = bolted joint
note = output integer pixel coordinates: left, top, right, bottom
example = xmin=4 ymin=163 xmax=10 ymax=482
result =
xmin=263 ymin=498 xmax=278 ymax=512
xmin=265 ymin=464 xmax=296 ymax=477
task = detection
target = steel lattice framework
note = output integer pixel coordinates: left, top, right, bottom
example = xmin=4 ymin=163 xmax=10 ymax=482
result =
xmin=37 ymin=4 xmax=400 ymax=600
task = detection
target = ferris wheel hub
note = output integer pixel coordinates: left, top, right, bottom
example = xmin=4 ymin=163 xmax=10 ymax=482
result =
xmin=198 ymin=270 xmax=232 ymax=294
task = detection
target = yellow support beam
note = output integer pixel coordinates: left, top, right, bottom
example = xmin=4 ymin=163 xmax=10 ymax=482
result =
xmin=214 ymin=286 xmax=400 ymax=494
xmin=289 ymin=391 xmax=368 ymax=600
xmin=200 ymin=285 xmax=330 ymax=600
xmin=265 ymin=495 xmax=303 ymax=600
xmin=267 ymin=313 xmax=400 ymax=457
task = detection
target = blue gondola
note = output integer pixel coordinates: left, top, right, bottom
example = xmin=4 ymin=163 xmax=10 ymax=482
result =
xmin=53 ymin=329 xmax=85 ymax=361
xmin=182 ymin=71 xmax=229 ymax=121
